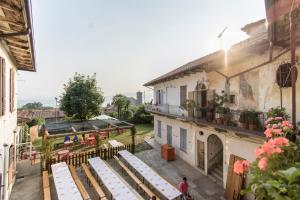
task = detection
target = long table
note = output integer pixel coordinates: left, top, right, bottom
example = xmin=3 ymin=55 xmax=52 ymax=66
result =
xmin=88 ymin=157 xmax=143 ymax=200
xmin=118 ymin=150 xmax=182 ymax=200
xmin=51 ymin=162 xmax=83 ymax=200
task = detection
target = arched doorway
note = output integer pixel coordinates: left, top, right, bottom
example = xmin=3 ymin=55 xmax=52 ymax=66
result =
xmin=207 ymin=134 xmax=223 ymax=183
xmin=195 ymin=83 xmax=207 ymax=118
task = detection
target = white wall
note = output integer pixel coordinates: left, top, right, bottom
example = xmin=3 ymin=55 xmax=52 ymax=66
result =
xmin=0 ymin=42 xmax=18 ymax=200
xmin=154 ymin=114 xmax=263 ymax=188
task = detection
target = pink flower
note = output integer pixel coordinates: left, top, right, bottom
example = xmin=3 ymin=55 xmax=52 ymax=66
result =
xmin=272 ymin=129 xmax=283 ymax=135
xmin=255 ymin=148 xmax=263 ymax=158
xmin=233 ymin=160 xmax=250 ymax=175
xmin=282 ymin=121 xmax=293 ymax=129
xmin=264 ymin=128 xmax=273 ymax=138
xmin=275 ymin=117 xmax=283 ymax=120
xmin=233 ymin=160 xmax=244 ymax=174
xmin=258 ymin=157 xmax=268 ymax=170
xmin=270 ymin=137 xmax=289 ymax=147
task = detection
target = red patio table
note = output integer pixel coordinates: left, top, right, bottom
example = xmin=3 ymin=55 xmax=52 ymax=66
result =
xmin=57 ymin=150 xmax=70 ymax=160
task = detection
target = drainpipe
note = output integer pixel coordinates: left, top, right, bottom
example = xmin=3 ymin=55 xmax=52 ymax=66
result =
xmin=290 ymin=7 xmax=297 ymax=129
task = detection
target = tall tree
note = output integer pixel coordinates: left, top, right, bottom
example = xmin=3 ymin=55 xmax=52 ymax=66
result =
xmin=112 ymin=94 xmax=127 ymax=119
xmin=21 ymin=102 xmax=43 ymax=110
xmin=60 ymin=73 xmax=104 ymax=121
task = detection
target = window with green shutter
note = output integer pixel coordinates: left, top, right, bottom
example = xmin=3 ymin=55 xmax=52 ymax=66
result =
xmin=180 ymin=128 xmax=187 ymax=152
xmin=157 ymin=120 xmax=161 ymax=137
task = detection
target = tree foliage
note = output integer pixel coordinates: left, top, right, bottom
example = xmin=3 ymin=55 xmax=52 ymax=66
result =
xmin=27 ymin=117 xmax=45 ymax=127
xmin=21 ymin=102 xmax=43 ymax=110
xmin=60 ymin=73 xmax=104 ymax=121
xmin=112 ymin=94 xmax=127 ymax=119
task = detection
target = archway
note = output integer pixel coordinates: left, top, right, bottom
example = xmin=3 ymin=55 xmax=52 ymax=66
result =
xmin=207 ymin=134 xmax=223 ymax=182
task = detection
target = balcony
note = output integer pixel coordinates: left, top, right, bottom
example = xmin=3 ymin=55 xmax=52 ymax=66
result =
xmin=145 ymin=104 xmax=267 ymax=138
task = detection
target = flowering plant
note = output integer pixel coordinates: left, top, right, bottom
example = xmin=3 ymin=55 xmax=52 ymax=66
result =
xmin=233 ymin=115 xmax=300 ymax=200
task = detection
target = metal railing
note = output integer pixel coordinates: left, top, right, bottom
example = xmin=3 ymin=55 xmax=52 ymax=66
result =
xmin=145 ymin=104 xmax=267 ymax=131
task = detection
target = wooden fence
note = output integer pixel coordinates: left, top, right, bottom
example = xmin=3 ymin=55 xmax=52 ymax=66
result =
xmin=45 ymin=144 xmax=133 ymax=173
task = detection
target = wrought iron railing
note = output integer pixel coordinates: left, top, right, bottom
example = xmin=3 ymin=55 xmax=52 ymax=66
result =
xmin=145 ymin=104 xmax=267 ymax=132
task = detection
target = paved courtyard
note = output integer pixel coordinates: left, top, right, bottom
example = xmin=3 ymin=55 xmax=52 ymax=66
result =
xmin=138 ymin=139 xmax=225 ymax=200
xmin=10 ymin=139 xmax=224 ymax=200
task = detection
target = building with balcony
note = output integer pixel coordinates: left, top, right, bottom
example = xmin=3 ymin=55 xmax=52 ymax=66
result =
xmin=144 ymin=18 xmax=300 ymax=188
xmin=0 ymin=1 xmax=36 ymax=200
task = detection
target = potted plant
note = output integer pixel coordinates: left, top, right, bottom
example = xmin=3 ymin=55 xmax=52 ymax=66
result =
xmin=248 ymin=111 xmax=259 ymax=131
xmin=206 ymin=100 xmax=215 ymax=122
xmin=223 ymin=108 xmax=232 ymax=126
xmin=238 ymin=110 xmax=250 ymax=129
xmin=215 ymin=106 xmax=225 ymax=124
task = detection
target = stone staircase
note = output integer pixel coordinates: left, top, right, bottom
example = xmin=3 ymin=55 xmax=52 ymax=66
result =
xmin=208 ymin=163 xmax=223 ymax=186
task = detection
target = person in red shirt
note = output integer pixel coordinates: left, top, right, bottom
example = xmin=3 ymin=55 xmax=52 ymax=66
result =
xmin=178 ymin=177 xmax=189 ymax=199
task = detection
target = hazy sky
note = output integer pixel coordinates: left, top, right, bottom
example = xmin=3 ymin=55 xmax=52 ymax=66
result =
xmin=18 ymin=0 xmax=266 ymax=106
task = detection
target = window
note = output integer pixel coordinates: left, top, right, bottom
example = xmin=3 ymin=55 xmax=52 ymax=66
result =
xmin=9 ymin=68 xmax=15 ymax=112
xmin=180 ymin=85 xmax=187 ymax=106
xmin=167 ymin=125 xmax=172 ymax=145
xmin=180 ymin=128 xmax=187 ymax=152
xmin=229 ymin=95 xmax=236 ymax=104
xmin=0 ymin=58 xmax=5 ymax=116
xmin=157 ymin=120 xmax=161 ymax=137
xmin=276 ymin=63 xmax=297 ymax=88
xmin=156 ymin=90 xmax=163 ymax=105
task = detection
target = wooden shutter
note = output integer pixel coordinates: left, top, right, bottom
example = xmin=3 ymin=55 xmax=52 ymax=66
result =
xmin=225 ymin=154 xmax=246 ymax=200
xmin=9 ymin=68 xmax=15 ymax=112
xmin=0 ymin=58 xmax=6 ymax=115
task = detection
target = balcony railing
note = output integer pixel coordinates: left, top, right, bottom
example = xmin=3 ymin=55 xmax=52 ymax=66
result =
xmin=145 ymin=104 xmax=267 ymax=135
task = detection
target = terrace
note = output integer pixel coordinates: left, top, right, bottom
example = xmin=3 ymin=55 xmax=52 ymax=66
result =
xmin=145 ymin=104 xmax=267 ymax=138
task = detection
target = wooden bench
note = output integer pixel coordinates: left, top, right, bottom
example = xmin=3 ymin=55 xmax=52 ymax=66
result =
xmin=113 ymin=156 xmax=159 ymax=200
xmin=69 ymin=165 xmax=91 ymax=200
xmin=81 ymin=163 xmax=108 ymax=200
xmin=42 ymin=171 xmax=51 ymax=200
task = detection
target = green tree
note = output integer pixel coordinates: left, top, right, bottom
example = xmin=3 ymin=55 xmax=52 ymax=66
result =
xmin=27 ymin=117 xmax=45 ymax=127
xmin=112 ymin=94 xmax=127 ymax=119
xmin=60 ymin=73 xmax=104 ymax=121
xmin=21 ymin=102 xmax=43 ymax=110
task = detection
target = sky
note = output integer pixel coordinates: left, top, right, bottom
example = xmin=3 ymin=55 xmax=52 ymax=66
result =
xmin=17 ymin=0 xmax=266 ymax=107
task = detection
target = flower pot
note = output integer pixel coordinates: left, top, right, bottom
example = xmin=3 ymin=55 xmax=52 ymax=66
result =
xmin=238 ymin=122 xmax=248 ymax=129
xmin=216 ymin=118 xmax=223 ymax=124
xmin=206 ymin=112 xmax=213 ymax=122
xmin=223 ymin=119 xmax=229 ymax=126
xmin=249 ymin=124 xmax=257 ymax=131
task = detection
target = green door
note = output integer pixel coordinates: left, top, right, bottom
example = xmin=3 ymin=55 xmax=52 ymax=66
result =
xmin=167 ymin=125 xmax=172 ymax=146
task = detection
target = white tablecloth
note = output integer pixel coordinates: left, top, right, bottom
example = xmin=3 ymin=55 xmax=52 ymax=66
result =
xmin=88 ymin=157 xmax=143 ymax=200
xmin=51 ymin=162 xmax=83 ymax=200
xmin=119 ymin=150 xmax=181 ymax=200
xmin=108 ymin=140 xmax=123 ymax=147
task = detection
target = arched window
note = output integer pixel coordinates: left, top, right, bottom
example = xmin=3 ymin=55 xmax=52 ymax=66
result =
xmin=276 ymin=63 xmax=298 ymax=88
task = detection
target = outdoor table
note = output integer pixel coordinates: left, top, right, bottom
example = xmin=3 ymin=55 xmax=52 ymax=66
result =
xmin=87 ymin=137 xmax=95 ymax=145
xmin=108 ymin=140 xmax=123 ymax=147
xmin=57 ymin=150 xmax=69 ymax=160
xmin=88 ymin=157 xmax=143 ymax=200
xmin=51 ymin=162 xmax=82 ymax=200
xmin=118 ymin=150 xmax=182 ymax=200
xmin=64 ymin=141 xmax=74 ymax=148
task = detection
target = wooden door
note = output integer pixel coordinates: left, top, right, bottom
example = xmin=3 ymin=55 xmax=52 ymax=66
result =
xmin=197 ymin=140 xmax=205 ymax=170
xmin=225 ymin=154 xmax=246 ymax=200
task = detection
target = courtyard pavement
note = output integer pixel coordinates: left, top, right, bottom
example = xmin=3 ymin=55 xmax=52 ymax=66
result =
xmin=139 ymin=138 xmax=225 ymax=200
xmin=10 ymin=139 xmax=225 ymax=200
xmin=10 ymin=160 xmax=42 ymax=200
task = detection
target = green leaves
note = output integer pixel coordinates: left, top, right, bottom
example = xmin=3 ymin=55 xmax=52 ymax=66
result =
xmin=60 ymin=73 xmax=104 ymax=121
